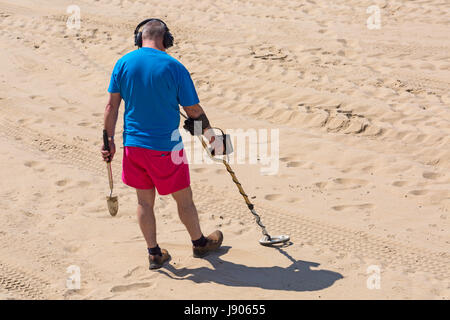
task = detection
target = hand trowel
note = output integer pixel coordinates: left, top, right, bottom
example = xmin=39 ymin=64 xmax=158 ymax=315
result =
xmin=103 ymin=129 xmax=118 ymax=216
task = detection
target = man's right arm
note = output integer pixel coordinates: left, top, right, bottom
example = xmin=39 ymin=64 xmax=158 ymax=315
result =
xmin=183 ymin=103 xmax=206 ymax=120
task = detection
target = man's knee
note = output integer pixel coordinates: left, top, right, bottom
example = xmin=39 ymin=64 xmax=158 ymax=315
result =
xmin=136 ymin=189 xmax=155 ymax=210
xmin=138 ymin=200 xmax=154 ymax=209
xmin=137 ymin=196 xmax=155 ymax=212
xmin=172 ymin=187 xmax=194 ymax=205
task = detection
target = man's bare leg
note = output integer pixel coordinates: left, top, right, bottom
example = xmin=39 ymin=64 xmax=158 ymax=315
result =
xmin=171 ymin=186 xmax=202 ymax=241
xmin=136 ymin=188 xmax=157 ymax=249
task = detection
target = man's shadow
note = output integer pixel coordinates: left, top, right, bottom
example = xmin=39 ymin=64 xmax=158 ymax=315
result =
xmin=158 ymin=244 xmax=343 ymax=292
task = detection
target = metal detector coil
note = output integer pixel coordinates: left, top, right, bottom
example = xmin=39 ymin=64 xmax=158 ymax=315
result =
xmin=259 ymin=235 xmax=290 ymax=246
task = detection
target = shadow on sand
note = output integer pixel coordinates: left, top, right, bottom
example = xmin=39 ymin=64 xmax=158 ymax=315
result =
xmin=158 ymin=243 xmax=343 ymax=292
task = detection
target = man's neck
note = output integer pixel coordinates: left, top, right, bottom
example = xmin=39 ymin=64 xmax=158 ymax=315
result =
xmin=141 ymin=41 xmax=166 ymax=52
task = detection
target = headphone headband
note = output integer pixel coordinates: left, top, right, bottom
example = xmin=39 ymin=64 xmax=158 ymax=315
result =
xmin=134 ymin=18 xmax=173 ymax=49
xmin=134 ymin=18 xmax=168 ymax=36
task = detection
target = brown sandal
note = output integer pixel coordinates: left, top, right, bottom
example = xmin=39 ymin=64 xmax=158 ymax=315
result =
xmin=193 ymin=230 xmax=223 ymax=258
xmin=149 ymin=248 xmax=171 ymax=270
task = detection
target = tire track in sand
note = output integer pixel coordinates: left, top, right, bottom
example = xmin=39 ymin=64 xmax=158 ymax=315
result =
xmin=0 ymin=262 xmax=49 ymax=299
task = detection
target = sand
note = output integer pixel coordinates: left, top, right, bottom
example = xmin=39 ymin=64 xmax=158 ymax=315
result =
xmin=0 ymin=0 xmax=448 ymax=299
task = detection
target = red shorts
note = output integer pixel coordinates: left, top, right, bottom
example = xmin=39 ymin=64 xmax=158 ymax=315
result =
xmin=122 ymin=146 xmax=190 ymax=195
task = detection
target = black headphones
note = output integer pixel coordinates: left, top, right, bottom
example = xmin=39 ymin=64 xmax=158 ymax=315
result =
xmin=134 ymin=18 xmax=174 ymax=49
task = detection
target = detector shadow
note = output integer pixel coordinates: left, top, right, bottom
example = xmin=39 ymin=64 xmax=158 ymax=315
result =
xmin=158 ymin=246 xmax=343 ymax=292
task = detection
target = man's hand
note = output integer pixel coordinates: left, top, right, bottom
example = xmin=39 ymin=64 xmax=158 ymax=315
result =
xmin=182 ymin=104 xmax=211 ymax=136
xmin=101 ymin=140 xmax=116 ymax=162
xmin=182 ymin=103 xmax=219 ymax=150
xmin=183 ymin=117 xmax=203 ymax=136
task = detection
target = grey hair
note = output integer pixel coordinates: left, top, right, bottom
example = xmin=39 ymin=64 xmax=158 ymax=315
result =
xmin=141 ymin=20 xmax=166 ymax=41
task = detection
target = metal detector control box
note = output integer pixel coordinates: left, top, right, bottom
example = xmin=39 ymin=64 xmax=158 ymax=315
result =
xmin=210 ymin=133 xmax=233 ymax=156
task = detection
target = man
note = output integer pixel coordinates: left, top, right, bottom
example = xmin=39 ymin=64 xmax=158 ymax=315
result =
xmin=101 ymin=19 xmax=223 ymax=270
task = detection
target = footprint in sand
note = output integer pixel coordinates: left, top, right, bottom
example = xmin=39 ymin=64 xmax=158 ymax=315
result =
xmin=77 ymin=181 xmax=90 ymax=187
xmin=191 ymin=168 xmax=209 ymax=174
xmin=286 ymin=161 xmax=303 ymax=168
xmin=337 ymin=39 xmax=347 ymax=47
xmin=264 ymin=194 xmax=300 ymax=204
xmin=24 ymin=160 xmax=39 ymax=168
xmin=286 ymin=197 xmax=300 ymax=203
xmin=55 ymin=179 xmax=69 ymax=187
xmin=331 ymin=203 xmax=374 ymax=212
xmin=316 ymin=178 xmax=368 ymax=190
xmin=110 ymin=282 xmax=153 ymax=293
xmin=315 ymin=182 xmax=327 ymax=189
xmin=408 ymin=190 xmax=429 ymax=196
xmin=422 ymin=172 xmax=441 ymax=180
xmin=333 ymin=178 xmax=368 ymax=188
xmin=278 ymin=174 xmax=295 ymax=179
xmin=361 ymin=166 xmax=374 ymax=173
xmin=63 ymin=245 xmax=80 ymax=253
xmin=24 ymin=160 xmax=46 ymax=172
xmin=392 ymin=181 xmax=408 ymax=187
xmin=280 ymin=156 xmax=296 ymax=162
xmin=123 ymin=266 xmax=144 ymax=279
xmin=29 ymin=95 xmax=42 ymax=100
xmin=264 ymin=194 xmax=283 ymax=201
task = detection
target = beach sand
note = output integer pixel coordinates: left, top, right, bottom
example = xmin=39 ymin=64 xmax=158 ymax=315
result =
xmin=0 ymin=0 xmax=448 ymax=299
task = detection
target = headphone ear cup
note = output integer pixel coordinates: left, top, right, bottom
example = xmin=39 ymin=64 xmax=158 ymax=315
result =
xmin=164 ymin=31 xmax=174 ymax=49
xmin=135 ymin=32 xmax=143 ymax=47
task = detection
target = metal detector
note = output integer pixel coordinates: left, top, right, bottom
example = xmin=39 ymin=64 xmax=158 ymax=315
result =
xmin=180 ymin=112 xmax=290 ymax=247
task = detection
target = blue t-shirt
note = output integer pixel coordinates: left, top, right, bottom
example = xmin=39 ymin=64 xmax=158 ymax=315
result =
xmin=108 ymin=47 xmax=199 ymax=151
